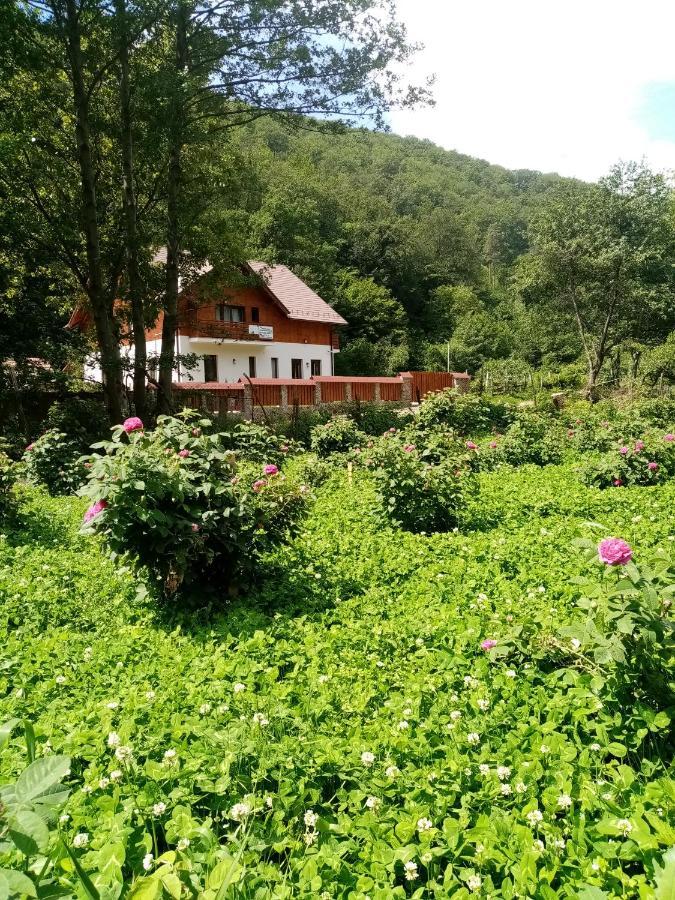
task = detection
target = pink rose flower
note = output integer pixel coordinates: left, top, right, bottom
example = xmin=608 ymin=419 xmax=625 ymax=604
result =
xmin=634 ymin=440 xmax=645 ymax=452
xmin=263 ymin=464 xmax=278 ymax=476
xmin=481 ymin=639 xmax=497 ymax=651
xmin=619 ymin=446 xmax=628 ymax=455
xmin=178 ymin=449 xmax=190 ymax=458
xmin=598 ymin=537 xmax=632 ymax=566
xmin=191 ymin=428 xmax=201 ymax=437
xmin=466 ymin=441 xmax=478 ymax=450
xmin=83 ymin=498 xmax=107 ymax=524
xmin=647 ymin=461 xmax=659 ymax=471
xmin=389 ymin=427 xmax=397 ymax=433
xmin=122 ymin=417 xmax=143 ymax=433
xmin=403 ymin=444 xmax=415 ymax=452
xmin=25 ymin=443 xmax=34 ymax=451
xmin=252 ymin=479 xmax=267 ymax=492
xmin=613 ymin=478 xmax=623 ymax=487
xmin=191 ymin=523 xmax=200 ymax=532
xmin=664 ymin=433 xmax=674 ymax=442
xmin=280 ymin=444 xmax=289 ymax=453
xmin=489 ymin=441 xmax=498 ymax=449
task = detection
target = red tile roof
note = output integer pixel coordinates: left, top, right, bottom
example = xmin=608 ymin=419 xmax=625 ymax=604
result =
xmin=247 ymin=261 xmax=347 ymax=326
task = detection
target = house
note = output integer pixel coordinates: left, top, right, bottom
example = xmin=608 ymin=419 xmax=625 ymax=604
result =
xmin=82 ymin=260 xmax=347 ymax=385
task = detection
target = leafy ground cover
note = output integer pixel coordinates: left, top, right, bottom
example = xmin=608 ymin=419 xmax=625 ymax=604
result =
xmin=0 ymin=461 xmax=673 ymax=897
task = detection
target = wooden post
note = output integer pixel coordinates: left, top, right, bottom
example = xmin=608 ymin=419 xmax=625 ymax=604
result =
xmin=401 ymin=373 xmax=413 ymax=404
xmin=344 ymin=382 xmax=352 ymax=401
xmin=280 ymin=384 xmax=288 ymax=409
xmin=374 ymin=381 xmax=381 ymax=401
xmin=314 ymin=380 xmax=322 ymax=405
xmin=243 ymin=382 xmax=253 ymax=420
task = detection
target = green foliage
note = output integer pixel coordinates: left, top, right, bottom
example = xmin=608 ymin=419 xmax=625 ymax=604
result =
xmin=310 ymin=414 xmax=367 ymax=457
xmin=22 ymin=429 xmax=87 ymax=495
xmin=44 ymin=397 xmax=109 ymax=449
xmin=0 ymin=452 xmax=15 ymax=519
xmin=485 ymin=415 xmax=564 ymax=468
xmin=80 ymin=414 xmax=307 ymax=596
xmin=217 ymin=420 xmax=300 ymax=464
xmin=579 ymin=433 xmax=675 ymax=489
xmin=416 ymin=388 xmax=512 ymax=434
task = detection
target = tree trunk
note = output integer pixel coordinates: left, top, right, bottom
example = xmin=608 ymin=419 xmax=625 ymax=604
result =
xmin=63 ymin=0 xmax=123 ymax=422
xmin=116 ymin=0 xmax=146 ymax=420
xmin=157 ymin=2 xmax=188 ymax=415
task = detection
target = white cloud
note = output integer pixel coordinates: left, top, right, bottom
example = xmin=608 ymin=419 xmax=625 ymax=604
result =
xmin=389 ymin=0 xmax=675 ymax=180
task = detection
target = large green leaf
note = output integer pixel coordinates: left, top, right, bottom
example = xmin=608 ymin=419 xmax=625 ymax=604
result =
xmin=62 ymin=841 xmax=100 ymax=900
xmin=654 ymin=847 xmax=675 ymax=900
xmin=7 ymin=808 xmax=50 ymax=855
xmin=0 ymin=868 xmax=37 ymax=898
xmin=0 ymin=719 xmax=19 ymax=752
xmin=14 ymin=756 xmax=70 ymax=804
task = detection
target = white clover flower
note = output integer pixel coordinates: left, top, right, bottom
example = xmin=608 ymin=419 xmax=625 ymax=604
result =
xmin=142 ymin=853 xmax=154 ymax=871
xmin=505 ymin=669 xmax=516 ymax=678
xmin=233 ymin=683 xmax=246 ymax=693
xmin=397 ymin=720 xmax=409 ymax=731
xmin=83 ymin=646 xmax=93 ymax=660
xmin=477 ymin=698 xmax=490 ymax=711
xmin=73 ymin=833 xmax=89 ymax=849
xmin=467 ymin=732 xmax=480 ymax=745
xmin=553 ymin=838 xmax=566 ymax=849
xmin=526 ymin=809 xmax=544 ymax=826
xmin=515 ymin=781 xmax=526 ymax=793
xmin=145 ymin=690 xmax=156 ymax=701
xmin=81 ymin=785 xmax=92 ymax=795
xmin=109 ymin=769 xmax=122 ymax=781
xmin=415 ymin=638 xmax=424 ymax=647
xmin=591 ymin=860 xmax=600 ymax=871
xmin=163 ymin=749 xmax=177 ymax=761
xmin=365 ymin=796 xmax=380 ymax=810
xmin=476 ymin=843 xmax=485 ymax=854
xmin=385 ymin=765 xmax=400 ymax=778
xmin=540 ymin=744 xmax=551 ymax=755
xmin=590 ymin=742 xmax=601 ymax=751
xmin=55 ymin=675 xmax=66 ymax=685
xmin=361 ymin=751 xmax=375 ymax=766
xmin=450 ymin=710 xmax=462 ymax=721
xmin=467 ymin=874 xmax=482 ymax=892
xmin=428 ymin=771 xmax=438 ymax=782
xmin=114 ymin=745 xmax=133 ymax=762
xmin=500 ymin=783 xmax=512 ymax=795
xmin=403 ymin=860 xmax=418 ymax=881
xmin=59 ymin=813 xmax=70 ymax=824
xmin=304 ymin=810 xmax=318 ymax=828
xmin=98 ymin=777 xmax=110 ymax=790
xmin=533 ymin=839 xmax=545 ymax=852
xmin=602 ymin=792 xmax=613 ymax=801
xmin=252 ymin=712 xmax=269 ymax=726
xmin=177 ymin=837 xmax=190 ymax=851
xmin=152 ymin=802 xmax=166 ymax=816
xmin=229 ymin=802 xmax=251 ymax=822
xmin=106 ymin=701 xmax=119 ymax=710
xmin=616 ymin=818 xmax=633 ymax=836
xmin=497 ymin=766 xmax=511 ymax=781
xmin=570 ymin=638 xmax=581 ymax=651
xmin=303 ymin=829 xmax=317 ymax=846
xmin=317 ymin=675 xmax=330 ymax=684
xmin=478 ymin=764 xmax=490 ymax=776
xmin=107 ymin=731 xmax=121 ymax=748
xmin=199 ymin=703 xmax=212 ymax=715
xmin=265 ymin=796 xmax=273 ymax=808
xmin=557 ymin=794 xmax=572 ymax=810
xmin=416 ymin=817 xmax=433 ymax=833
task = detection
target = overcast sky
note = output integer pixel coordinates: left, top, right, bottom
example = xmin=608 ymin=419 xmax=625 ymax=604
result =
xmin=388 ymin=0 xmax=675 ymax=181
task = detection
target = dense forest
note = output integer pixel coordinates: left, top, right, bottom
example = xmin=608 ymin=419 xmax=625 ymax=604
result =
xmin=2 ymin=0 xmax=675 ymax=419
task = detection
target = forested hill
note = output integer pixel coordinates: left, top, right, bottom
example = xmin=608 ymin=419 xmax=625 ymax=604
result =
xmin=233 ymin=120 xmax=574 ymax=375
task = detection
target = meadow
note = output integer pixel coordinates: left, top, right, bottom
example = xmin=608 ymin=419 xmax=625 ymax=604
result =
xmin=0 ymin=399 xmax=674 ymax=898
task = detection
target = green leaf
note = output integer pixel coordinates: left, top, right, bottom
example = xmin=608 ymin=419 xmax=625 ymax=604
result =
xmin=62 ymin=840 xmax=100 ymax=900
xmin=0 ymin=868 xmax=37 ymax=897
xmin=577 ymin=888 xmax=609 ymax=900
xmin=14 ymin=756 xmax=70 ymax=803
xmin=7 ymin=809 xmax=50 ymax=855
xmin=23 ymin=721 xmax=35 ymax=764
xmin=654 ymin=847 xmax=675 ymax=900
xmin=0 ymin=719 xmax=19 ymax=752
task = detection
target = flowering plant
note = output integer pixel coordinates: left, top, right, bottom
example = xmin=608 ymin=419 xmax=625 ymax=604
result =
xmin=22 ymin=429 xmax=89 ymax=495
xmin=310 ymin=415 xmax=367 ymax=457
xmin=578 ymin=432 xmax=675 ymax=489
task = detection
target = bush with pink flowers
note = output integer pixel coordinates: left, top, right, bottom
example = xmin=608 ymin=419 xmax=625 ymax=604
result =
xmin=310 ymin=415 xmax=367 ymax=457
xmin=21 ymin=429 xmax=89 ymax=495
xmin=80 ymin=412 xmax=308 ymax=597
xmin=579 ymin=432 xmax=675 ymax=489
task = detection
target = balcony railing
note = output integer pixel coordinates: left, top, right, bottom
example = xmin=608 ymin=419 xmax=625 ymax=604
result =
xmin=181 ymin=314 xmax=274 ymax=341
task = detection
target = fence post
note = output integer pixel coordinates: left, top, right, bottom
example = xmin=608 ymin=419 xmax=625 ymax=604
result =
xmin=401 ymin=373 xmax=413 ymax=404
xmin=373 ymin=381 xmax=381 ymax=401
xmin=314 ymin=380 xmax=322 ymax=406
xmin=280 ymin=384 xmax=288 ymax=409
xmin=344 ymin=381 xmax=352 ymax=401
xmin=243 ymin=382 xmax=253 ymax=420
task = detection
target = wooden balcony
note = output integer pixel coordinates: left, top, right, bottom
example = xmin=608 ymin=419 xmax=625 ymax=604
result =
xmin=181 ymin=314 xmax=274 ymax=341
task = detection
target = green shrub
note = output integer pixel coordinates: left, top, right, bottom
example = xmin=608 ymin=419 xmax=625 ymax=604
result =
xmin=416 ymin=389 xmax=512 ymax=434
xmin=0 ymin=452 xmax=16 ymax=518
xmin=368 ymin=433 xmax=475 ymax=532
xmin=310 ymin=414 xmax=367 ymax=457
xmin=45 ymin=396 xmax=109 ymax=447
xmin=579 ymin=433 xmax=675 ymax=489
xmin=80 ymin=414 xmax=308 ymax=597
xmin=22 ymin=429 xmax=88 ymax=495
xmin=219 ymin=420 xmax=300 ymax=464
xmin=483 ymin=415 xmax=564 ymax=468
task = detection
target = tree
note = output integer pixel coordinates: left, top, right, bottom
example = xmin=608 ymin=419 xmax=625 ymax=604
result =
xmin=527 ymin=163 xmax=675 ymax=399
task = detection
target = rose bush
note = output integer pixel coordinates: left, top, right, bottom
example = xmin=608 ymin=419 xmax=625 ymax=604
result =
xmin=310 ymin=414 xmax=367 ymax=457
xmin=415 ymin=389 xmax=512 ymax=434
xmin=22 ymin=429 xmax=89 ymax=495
xmin=579 ymin=432 xmax=675 ymax=489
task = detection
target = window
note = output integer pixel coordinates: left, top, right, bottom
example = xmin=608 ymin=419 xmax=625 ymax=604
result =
xmin=216 ymin=304 xmax=245 ymax=323
xmin=271 ymin=357 xmax=279 ymax=379
xmin=203 ymin=355 xmax=218 ymax=382
xmin=311 ymin=359 xmax=322 ymax=376
xmin=291 ymin=358 xmax=303 ymax=380
xmin=251 ymin=307 xmax=260 ymax=323
xmin=248 ymin=356 xmax=257 ymax=378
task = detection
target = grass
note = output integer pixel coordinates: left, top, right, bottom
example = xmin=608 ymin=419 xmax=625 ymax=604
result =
xmin=0 ymin=464 xmax=673 ymax=897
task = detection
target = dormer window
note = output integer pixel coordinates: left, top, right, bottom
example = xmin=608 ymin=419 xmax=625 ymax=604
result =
xmin=216 ymin=304 xmax=245 ymax=323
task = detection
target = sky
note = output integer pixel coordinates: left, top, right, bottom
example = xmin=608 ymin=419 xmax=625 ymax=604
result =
xmin=388 ymin=0 xmax=675 ymax=181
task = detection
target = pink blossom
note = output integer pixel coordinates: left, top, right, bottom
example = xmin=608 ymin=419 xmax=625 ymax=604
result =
xmin=164 ymin=448 xmax=173 ymax=454
xmin=83 ymin=499 xmax=107 ymax=524
xmin=191 ymin=428 xmax=201 ymax=437
xmin=389 ymin=427 xmax=397 ymax=433
xmin=178 ymin=449 xmax=190 ymax=458
xmin=466 ymin=441 xmax=478 ymax=450
xmin=489 ymin=441 xmax=498 ymax=449
xmin=191 ymin=523 xmax=200 ymax=532
xmin=634 ymin=440 xmax=645 ymax=452
xmin=252 ymin=479 xmax=267 ymax=492
xmin=598 ymin=537 xmax=633 ymax=566
xmin=619 ymin=446 xmax=629 ymax=456
xmin=263 ymin=464 xmax=278 ymax=476
xmin=25 ymin=443 xmax=34 ymax=452
xmin=403 ymin=444 xmax=415 ymax=453
xmin=613 ymin=478 xmax=623 ymax=487
xmin=280 ymin=444 xmax=289 ymax=453
xmin=664 ymin=434 xmax=674 ymax=442
xmin=230 ymin=476 xmax=240 ymax=485
xmin=122 ymin=417 xmax=143 ymax=433
xmin=481 ymin=639 xmax=497 ymax=651
xmin=647 ymin=461 xmax=659 ymax=472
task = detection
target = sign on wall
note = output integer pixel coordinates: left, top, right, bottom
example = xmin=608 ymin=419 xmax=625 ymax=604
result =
xmin=249 ymin=325 xmax=274 ymax=340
